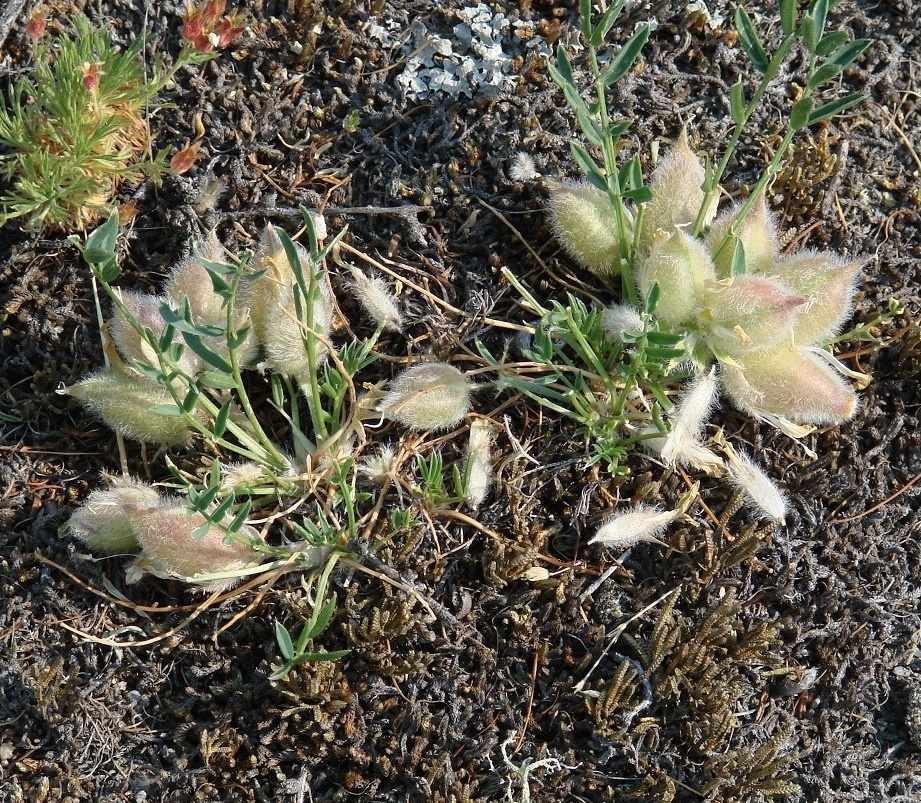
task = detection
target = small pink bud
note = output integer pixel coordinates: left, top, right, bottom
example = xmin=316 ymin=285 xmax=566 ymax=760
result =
xmin=62 ymin=369 xmax=194 ymax=445
xmin=547 ymin=181 xmax=632 ymax=277
xmin=589 ymin=505 xmax=678 ymax=549
xmin=81 ymin=62 xmax=102 ymax=92
xmin=638 ymin=230 xmax=715 ymax=325
xmin=65 ymin=479 xmax=160 ymax=553
xmin=380 ymin=362 xmax=472 ymax=431
xmin=26 ymin=11 xmax=46 ymax=39
xmin=720 ymin=345 xmax=858 ymax=425
xmin=705 ymin=194 xmax=779 ymax=278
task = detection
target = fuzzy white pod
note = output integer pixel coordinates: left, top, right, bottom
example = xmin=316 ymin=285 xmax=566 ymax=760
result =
xmin=126 ymin=501 xmax=265 ymax=591
xmin=63 ymin=368 xmax=195 ymax=446
xmin=660 ymin=367 xmax=719 ymax=466
xmin=724 ymin=447 xmax=787 ymax=522
xmin=465 ymin=419 xmax=494 ymax=510
xmin=380 ymin=362 xmax=472 ymax=431
xmin=346 ymin=266 xmax=403 ymax=331
xmin=602 ymin=303 xmax=644 ymax=339
xmin=589 ymin=505 xmax=679 ymax=549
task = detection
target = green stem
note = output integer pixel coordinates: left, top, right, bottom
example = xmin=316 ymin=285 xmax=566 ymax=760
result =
xmin=691 ymin=34 xmax=797 ymax=238
xmin=587 ymin=46 xmax=637 ymax=305
xmin=222 ymin=269 xmax=290 ymax=469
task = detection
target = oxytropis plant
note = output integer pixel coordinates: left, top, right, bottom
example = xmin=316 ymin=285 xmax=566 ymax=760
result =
xmin=61 ymin=210 xmax=477 ymax=673
xmin=502 ymin=0 xmax=881 ymax=530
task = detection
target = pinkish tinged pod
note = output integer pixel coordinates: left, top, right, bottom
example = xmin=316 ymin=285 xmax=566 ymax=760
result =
xmin=720 ymin=345 xmax=858 ymax=426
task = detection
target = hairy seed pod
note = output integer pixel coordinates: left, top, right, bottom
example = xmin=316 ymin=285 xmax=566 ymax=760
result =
xmin=380 ymin=363 xmax=472 ymax=431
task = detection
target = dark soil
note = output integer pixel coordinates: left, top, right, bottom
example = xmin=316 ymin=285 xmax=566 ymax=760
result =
xmin=2 ymin=1 xmax=921 ymax=801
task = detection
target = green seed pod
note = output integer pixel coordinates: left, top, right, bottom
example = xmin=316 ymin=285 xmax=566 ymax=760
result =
xmin=63 ymin=368 xmax=194 ymax=446
xmin=65 ymin=478 xmax=160 ymax=553
xmin=547 ymin=181 xmax=632 ymax=277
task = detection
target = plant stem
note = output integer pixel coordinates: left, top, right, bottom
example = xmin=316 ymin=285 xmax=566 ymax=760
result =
xmin=587 ymin=45 xmax=637 ymax=306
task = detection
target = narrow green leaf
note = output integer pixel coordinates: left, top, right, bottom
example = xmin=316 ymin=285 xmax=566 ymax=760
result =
xmin=275 ymin=621 xmax=295 ymax=661
xmin=225 ymin=508 xmax=252 ymax=540
xmin=623 ymin=186 xmax=653 ymax=204
xmin=645 ymin=282 xmax=660 ymax=315
xmin=227 ymin=325 xmax=251 ymax=351
xmin=579 ymin=0 xmax=592 ymax=37
xmin=564 ymin=82 xmax=591 ymax=121
xmin=270 ymin=373 xmax=286 ymax=407
xmin=646 ymin=346 xmax=687 ymax=360
xmin=806 ymin=92 xmax=864 ymax=124
xmin=159 ymin=304 xmax=225 ymax=338
xmin=814 ymin=30 xmax=848 ymax=56
xmin=590 ymin=0 xmax=628 ymax=46
xmin=800 ymin=14 xmax=818 ymax=52
xmin=790 ymin=96 xmax=815 ymax=129
xmin=618 ymin=157 xmax=644 ymax=191
xmin=575 ymin=105 xmax=604 ymax=146
xmin=289 ymin=649 xmax=351 ymax=666
xmin=607 ymin=118 xmax=633 ymax=141
xmin=569 ymin=142 xmax=608 ymax=192
xmin=645 ymin=331 xmax=684 ymax=346
xmin=601 ymin=24 xmax=650 ymax=87
xmin=209 ymin=494 xmax=236 ymax=524
xmin=730 ymin=236 xmax=746 ymax=276
xmin=807 ymin=62 xmax=843 ymax=90
xmin=268 ymin=662 xmax=294 ymax=681
xmin=308 ymin=597 xmax=338 ymax=639
xmin=181 ymin=385 xmax=200 ymax=414
xmin=780 ymin=0 xmax=798 ymax=35
xmin=199 ymin=370 xmax=238 ymax=389
xmin=826 ymin=38 xmax=871 ymax=69
xmin=191 ymin=520 xmax=212 ymax=540
xmin=148 ymin=403 xmax=183 ymax=417
xmin=194 ymin=483 xmax=220 ymax=510
xmin=181 ymin=331 xmax=234 ymax=373
xmin=810 ymin=0 xmax=829 ymax=47
xmin=729 ymin=79 xmax=747 ymax=125
xmin=158 ymin=323 xmax=176 ymax=353
xmin=213 ymin=399 xmax=232 ymax=438
xmin=555 ymin=44 xmax=574 ymax=87
xmin=734 ymin=8 xmax=769 ymax=73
